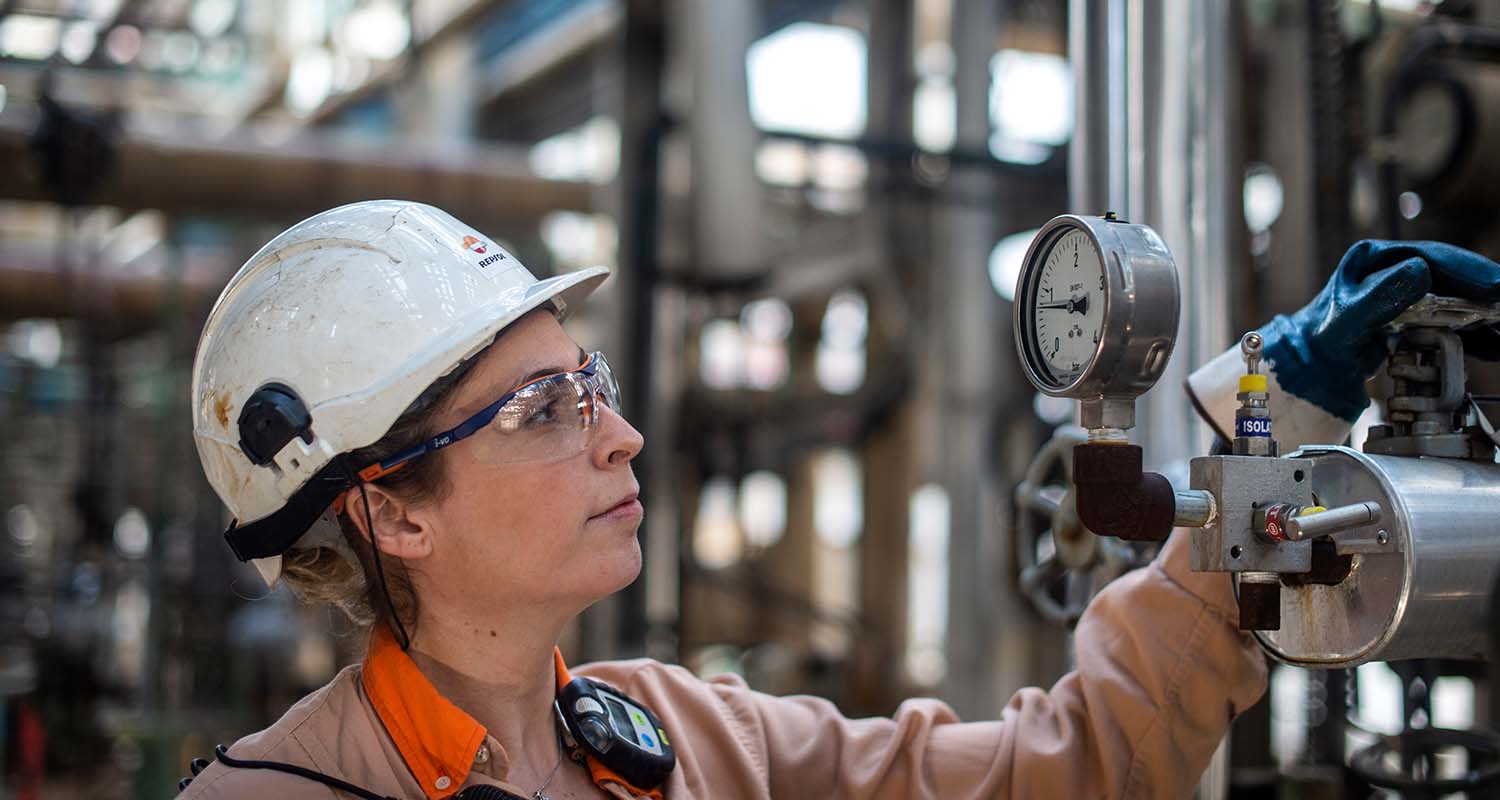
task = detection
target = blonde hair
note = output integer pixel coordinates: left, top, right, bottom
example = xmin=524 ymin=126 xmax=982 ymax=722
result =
xmin=274 ymin=344 xmax=483 ymax=637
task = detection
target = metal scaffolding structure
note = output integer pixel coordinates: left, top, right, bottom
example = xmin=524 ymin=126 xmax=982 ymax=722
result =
xmin=11 ymin=1 xmax=1500 ymax=797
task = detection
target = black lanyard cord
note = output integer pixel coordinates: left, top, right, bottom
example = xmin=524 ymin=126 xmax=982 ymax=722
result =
xmin=212 ymin=744 xmax=399 ymax=800
xmin=204 ymin=745 xmax=529 ymax=800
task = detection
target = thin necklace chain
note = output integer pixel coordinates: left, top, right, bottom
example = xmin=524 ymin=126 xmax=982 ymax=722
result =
xmin=531 ymin=748 xmax=565 ymax=800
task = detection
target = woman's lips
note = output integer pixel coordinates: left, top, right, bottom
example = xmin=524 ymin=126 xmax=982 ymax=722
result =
xmin=592 ymin=495 xmax=643 ymax=521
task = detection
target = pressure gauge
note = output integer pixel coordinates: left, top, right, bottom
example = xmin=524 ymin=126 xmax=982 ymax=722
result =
xmin=1013 ymin=213 xmax=1181 ymax=430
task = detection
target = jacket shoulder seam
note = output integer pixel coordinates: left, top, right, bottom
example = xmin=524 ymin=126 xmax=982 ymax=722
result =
xmin=699 ymin=669 xmax=771 ymax=791
xmin=180 ymin=673 xmax=350 ymax=799
xmin=1119 ymin=602 xmax=1217 ymax=798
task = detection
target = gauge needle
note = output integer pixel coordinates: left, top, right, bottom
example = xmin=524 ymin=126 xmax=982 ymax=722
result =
xmin=1036 ymin=294 xmax=1090 ymax=314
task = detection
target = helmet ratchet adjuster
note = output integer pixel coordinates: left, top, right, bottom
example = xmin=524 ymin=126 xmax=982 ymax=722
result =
xmin=238 ymin=383 xmax=314 ymax=467
xmin=225 ymin=384 xmax=357 ymax=563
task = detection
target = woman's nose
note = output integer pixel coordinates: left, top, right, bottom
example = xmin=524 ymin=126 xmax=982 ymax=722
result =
xmin=594 ymin=403 xmax=644 ymax=467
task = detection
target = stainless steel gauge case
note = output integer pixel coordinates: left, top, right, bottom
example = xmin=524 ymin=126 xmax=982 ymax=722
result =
xmin=1013 ymin=214 xmax=1181 ymax=430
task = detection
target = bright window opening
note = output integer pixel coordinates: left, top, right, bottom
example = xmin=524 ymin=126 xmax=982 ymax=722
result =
xmin=741 ymin=298 xmax=792 ymax=390
xmin=989 ymin=50 xmax=1072 ymax=165
xmin=540 ymin=211 xmax=618 ymax=268
xmin=693 ymin=476 xmax=743 ymax=569
xmin=816 ymin=290 xmax=868 ymax=394
xmin=739 ymin=470 xmax=788 ymax=548
xmin=529 ymin=116 xmax=621 ymax=184
xmin=988 ymin=228 xmax=1039 ymax=301
xmin=746 ymin=22 xmax=867 ymax=139
xmin=813 ymin=449 xmax=862 ymax=548
xmin=906 ymin=484 xmax=950 ymax=686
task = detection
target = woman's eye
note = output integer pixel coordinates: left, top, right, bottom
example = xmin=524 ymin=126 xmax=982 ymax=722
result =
xmin=523 ymin=401 xmax=560 ymax=427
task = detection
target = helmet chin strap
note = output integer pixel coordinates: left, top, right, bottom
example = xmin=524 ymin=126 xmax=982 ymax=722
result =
xmin=351 ymin=464 xmax=413 ymax=651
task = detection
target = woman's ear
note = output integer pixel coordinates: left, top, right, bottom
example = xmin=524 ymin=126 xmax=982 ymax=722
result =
xmin=344 ymin=484 xmax=434 ymax=561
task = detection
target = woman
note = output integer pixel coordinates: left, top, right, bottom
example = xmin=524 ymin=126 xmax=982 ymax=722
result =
xmin=182 ymin=200 xmax=1270 ymax=800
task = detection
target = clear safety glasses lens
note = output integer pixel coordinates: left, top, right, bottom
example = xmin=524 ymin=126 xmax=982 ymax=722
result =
xmin=484 ymin=353 xmax=620 ymax=464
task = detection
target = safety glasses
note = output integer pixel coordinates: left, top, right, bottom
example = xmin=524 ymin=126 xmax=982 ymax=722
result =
xmin=356 ymin=351 xmax=621 ymax=481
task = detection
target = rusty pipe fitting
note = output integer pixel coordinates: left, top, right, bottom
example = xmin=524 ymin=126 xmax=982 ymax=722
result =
xmin=1072 ymin=442 xmax=1176 ymax=542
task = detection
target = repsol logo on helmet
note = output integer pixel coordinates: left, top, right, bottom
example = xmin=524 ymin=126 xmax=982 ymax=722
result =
xmin=461 ymin=234 xmax=508 ymax=268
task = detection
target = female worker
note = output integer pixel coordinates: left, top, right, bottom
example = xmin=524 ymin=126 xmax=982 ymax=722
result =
xmin=179 ymin=200 xmax=1500 ymax=799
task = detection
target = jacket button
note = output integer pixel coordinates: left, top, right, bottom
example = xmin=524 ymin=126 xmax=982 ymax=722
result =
xmin=475 ymin=745 xmax=490 ymax=765
xmin=435 ymin=776 xmax=452 ymax=790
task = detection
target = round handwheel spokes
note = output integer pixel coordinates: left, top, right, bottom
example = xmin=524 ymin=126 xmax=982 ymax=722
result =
xmin=1013 ymin=424 xmax=1146 ymax=627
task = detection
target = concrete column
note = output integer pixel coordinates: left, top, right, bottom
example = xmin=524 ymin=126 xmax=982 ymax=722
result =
xmin=940 ymin=0 xmax=1017 ymax=719
xmin=850 ymin=0 xmax=917 ymax=716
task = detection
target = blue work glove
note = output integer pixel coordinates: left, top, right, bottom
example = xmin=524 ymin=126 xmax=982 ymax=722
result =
xmin=1261 ymin=239 xmax=1500 ymax=423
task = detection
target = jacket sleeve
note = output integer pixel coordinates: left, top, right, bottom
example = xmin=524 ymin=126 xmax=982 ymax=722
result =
xmin=709 ymin=530 xmax=1267 ymax=800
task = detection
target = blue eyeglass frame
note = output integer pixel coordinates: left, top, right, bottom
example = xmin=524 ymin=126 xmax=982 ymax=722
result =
xmin=356 ymin=351 xmax=613 ymax=482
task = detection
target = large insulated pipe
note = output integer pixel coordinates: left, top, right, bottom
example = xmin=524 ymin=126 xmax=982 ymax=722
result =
xmin=0 ymin=109 xmax=591 ymax=229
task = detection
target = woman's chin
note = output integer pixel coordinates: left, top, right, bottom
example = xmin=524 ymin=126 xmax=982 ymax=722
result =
xmin=599 ymin=536 xmax=644 ymax=592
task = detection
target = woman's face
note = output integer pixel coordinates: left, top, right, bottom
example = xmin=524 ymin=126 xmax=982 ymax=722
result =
xmin=409 ymin=310 xmax=645 ymax=616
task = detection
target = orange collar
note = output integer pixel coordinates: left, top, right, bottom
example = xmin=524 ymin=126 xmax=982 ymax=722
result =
xmin=363 ymin=627 xmax=664 ymax=800
xmin=363 ymin=626 xmax=490 ymax=798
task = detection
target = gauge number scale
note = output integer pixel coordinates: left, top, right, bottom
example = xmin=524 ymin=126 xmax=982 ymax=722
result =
xmin=1032 ymin=228 xmax=1107 ymax=386
xmin=1014 ymin=214 xmax=1180 ymax=411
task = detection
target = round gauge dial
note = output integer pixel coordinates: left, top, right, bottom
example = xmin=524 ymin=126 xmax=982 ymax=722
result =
xmin=1031 ymin=228 xmax=1106 ymax=386
xmin=1013 ymin=214 xmax=1180 ymax=414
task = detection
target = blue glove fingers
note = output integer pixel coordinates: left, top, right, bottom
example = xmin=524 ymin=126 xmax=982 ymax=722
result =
xmin=1262 ymin=314 xmax=1375 ymax=423
xmin=1423 ymin=243 xmax=1500 ymax=301
xmin=1260 ymin=239 xmax=1500 ymax=425
xmin=1342 ymin=239 xmax=1500 ymax=302
xmin=1265 ymin=257 xmax=1428 ymax=423
xmin=1322 ymin=257 xmax=1431 ymax=342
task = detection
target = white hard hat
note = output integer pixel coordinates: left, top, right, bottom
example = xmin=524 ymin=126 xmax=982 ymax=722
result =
xmin=191 ymin=200 xmax=607 ymax=585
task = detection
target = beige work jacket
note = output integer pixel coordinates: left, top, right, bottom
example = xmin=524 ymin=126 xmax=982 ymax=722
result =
xmin=176 ymin=529 xmax=1266 ymax=800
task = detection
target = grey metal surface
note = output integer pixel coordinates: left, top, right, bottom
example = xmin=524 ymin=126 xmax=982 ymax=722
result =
xmin=1388 ymin=294 xmax=1500 ymax=332
xmin=1068 ymin=0 xmax=1128 ymax=214
xmin=1172 ymin=489 xmax=1217 ymax=528
xmin=1284 ymin=501 xmax=1382 ymax=541
xmin=1064 ymin=2 xmax=1239 ymax=793
xmin=1078 ymin=396 xmax=1135 ymax=430
xmin=1260 ymin=445 xmax=1500 ymax=665
xmin=1189 ymin=455 xmax=1314 ymax=574
xmin=1130 ymin=0 xmax=1239 ymax=471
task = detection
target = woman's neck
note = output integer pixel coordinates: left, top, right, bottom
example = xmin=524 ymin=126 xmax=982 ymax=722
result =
xmin=406 ymin=604 xmax=570 ymax=789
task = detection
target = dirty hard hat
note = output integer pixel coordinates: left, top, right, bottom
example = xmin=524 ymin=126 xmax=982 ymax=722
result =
xmin=190 ymin=200 xmax=608 ymax=585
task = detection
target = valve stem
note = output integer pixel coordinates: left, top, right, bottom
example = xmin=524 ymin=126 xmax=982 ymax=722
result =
xmin=1234 ymin=331 xmax=1277 ymax=457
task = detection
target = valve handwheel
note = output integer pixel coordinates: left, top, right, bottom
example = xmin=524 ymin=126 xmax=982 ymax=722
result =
xmin=1013 ymin=425 xmax=1144 ymax=627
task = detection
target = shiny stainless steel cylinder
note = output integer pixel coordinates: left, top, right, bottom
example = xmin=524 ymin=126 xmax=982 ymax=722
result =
xmin=1284 ymin=501 xmax=1382 ymax=541
xmin=1173 ymin=489 xmax=1216 ymax=528
xmin=1260 ymin=445 xmax=1500 ymax=665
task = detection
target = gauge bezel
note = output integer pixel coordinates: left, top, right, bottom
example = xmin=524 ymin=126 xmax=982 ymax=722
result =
xmin=1015 ymin=222 xmax=1109 ymax=391
xmin=1013 ymin=214 xmax=1180 ymax=403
